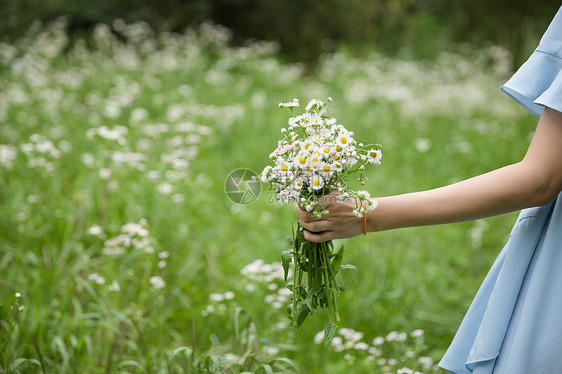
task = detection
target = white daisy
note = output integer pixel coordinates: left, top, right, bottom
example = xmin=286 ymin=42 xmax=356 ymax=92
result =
xmin=366 ymin=149 xmax=382 ymax=165
xmin=336 ymin=131 xmax=352 ymax=148
xmin=333 ymin=162 xmax=343 ymax=172
xmin=308 ymin=154 xmax=322 ymax=171
xmin=320 ymin=162 xmax=334 ymax=175
xmin=293 ymin=153 xmax=308 ymax=170
xmin=356 ymin=190 xmax=371 ymax=200
xmin=292 ymin=178 xmax=304 ymax=190
xmin=320 ymin=145 xmax=334 ymax=158
xmin=310 ymin=174 xmax=324 ymax=190
xmin=302 ymin=140 xmax=315 ymax=151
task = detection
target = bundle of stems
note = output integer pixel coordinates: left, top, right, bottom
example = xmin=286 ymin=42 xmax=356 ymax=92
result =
xmin=282 ymin=223 xmax=355 ymax=345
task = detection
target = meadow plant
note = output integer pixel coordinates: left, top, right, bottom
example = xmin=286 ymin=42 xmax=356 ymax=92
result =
xmin=261 ymin=98 xmax=382 ymax=343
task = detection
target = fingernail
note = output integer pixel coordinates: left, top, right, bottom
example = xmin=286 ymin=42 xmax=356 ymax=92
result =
xmin=299 ymin=230 xmax=304 ymax=237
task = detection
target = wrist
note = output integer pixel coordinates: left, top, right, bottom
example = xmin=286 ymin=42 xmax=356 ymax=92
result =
xmin=365 ymin=197 xmax=387 ymax=233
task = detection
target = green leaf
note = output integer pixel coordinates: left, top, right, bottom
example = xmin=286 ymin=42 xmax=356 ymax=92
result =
xmin=295 ymin=304 xmax=310 ymax=328
xmin=117 ymin=360 xmax=146 ymax=370
xmin=323 ymin=322 xmax=338 ymax=347
xmin=268 ymin=357 xmax=301 ymax=373
xmin=339 ymin=264 xmax=357 ymax=271
xmin=168 ymin=346 xmax=194 ymax=363
xmin=331 ymin=246 xmax=344 ymax=272
xmin=255 ymin=364 xmax=275 ymax=374
xmin=281 ymin=250 xmax=292 ymax=281
xmin=234 ymin=306 xmax=248 ymax=341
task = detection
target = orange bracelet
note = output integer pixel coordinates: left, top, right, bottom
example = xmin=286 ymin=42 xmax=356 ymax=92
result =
xmin=362 ymin=201 xmax=368 ymax=235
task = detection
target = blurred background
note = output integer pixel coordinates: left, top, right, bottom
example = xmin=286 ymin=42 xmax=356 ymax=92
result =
xmin=1 ymin=1 xmax=561 ymax=373
xmin=2 ymin=0 xmax=559 ymax=68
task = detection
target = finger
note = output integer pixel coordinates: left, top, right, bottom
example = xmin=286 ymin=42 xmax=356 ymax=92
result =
xmin=299 ymin=219 xmax=331 ymax=233
xmin=295 ymin=205 xmax=311 ymax=221
xmin=301 ymin=229 xmax=333 ymax=243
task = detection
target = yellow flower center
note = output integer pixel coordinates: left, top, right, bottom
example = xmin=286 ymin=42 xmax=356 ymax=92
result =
xmin=336 ymin=145 xmax=342 ymax=152
xmin=334 ymin=155 xmax=340 ymax=160
xmin=340 ymin=137 xmax=347 ymax=144
xmin=324 ymin=147 xmax=330 ymax=153
xmin=281 ymin=164 xmax=288 ymax=171
xmin=299 ymin=157 xmax=306 ymax=164
xmin=323 ymin=165 xmax=331 ymax=172
xmin=313 ymin=179 xmax=320 ymax=186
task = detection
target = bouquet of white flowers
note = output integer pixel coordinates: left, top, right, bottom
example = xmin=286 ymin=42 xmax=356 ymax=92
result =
xmin=261 ymin=98 xmax=382 ymax=344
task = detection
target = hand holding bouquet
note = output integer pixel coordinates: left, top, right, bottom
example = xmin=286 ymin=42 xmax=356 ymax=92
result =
xmin=261 ymin=98 xmax=382 ymax=344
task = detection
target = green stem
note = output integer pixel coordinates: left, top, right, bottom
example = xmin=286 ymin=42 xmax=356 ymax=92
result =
xmin=292 ymin=227 xmax=298 ymax=322
xmin=321 ymin=242 xmax=334 ymax=323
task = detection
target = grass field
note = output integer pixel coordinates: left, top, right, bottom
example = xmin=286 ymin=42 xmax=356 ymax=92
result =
xmin=0 ymin=18 xmax=536 ymax=373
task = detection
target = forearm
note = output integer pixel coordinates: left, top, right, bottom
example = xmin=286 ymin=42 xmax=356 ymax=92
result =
xmin=369 ymin=107 xmax=562 ymax=232
xmin=368 ymin=162 xmax=552 ymax=232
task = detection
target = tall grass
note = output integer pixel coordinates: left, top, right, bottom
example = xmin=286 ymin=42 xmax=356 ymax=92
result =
xmin=0 ymin=18 xmax=534 ymax=373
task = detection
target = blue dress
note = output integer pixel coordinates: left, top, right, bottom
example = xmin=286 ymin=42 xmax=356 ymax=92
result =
xmin=439 ymin=7 xmax=562 ymax=374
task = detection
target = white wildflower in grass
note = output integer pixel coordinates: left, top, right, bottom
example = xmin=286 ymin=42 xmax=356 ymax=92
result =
xmin=262 ymin=346 xmax=280 ymax=356
xmin=80 ymin=153 xmax=96 ymax=167
xmin=149 ymin=276 xmax=165 ymax=289
xmin=86 ymin=125 xmax=128 ymax=145
xmin=418 ymin=356 xmax=434 ymax=369
xmin=0 ymin=145 xmax=17 ymax=169
xmin=121 ymin=220 xmax=149 ymax=237
xmin=171 ymin=193 xmax=185 ymax=204
xmin=245 ymin=283 xmax=257 ymax=293
xmin=397 ymin=368 xmax=414 ymax=374
xmin=278 ymin=98 xmax=299 ymax=109
xmin=109 ymin=280 xmax=120 ymax=292
xmin=386 ymin=331 xmax=400 ymax=341
xmin=209 ymin=293 xmax=224 ymax=302
xmin=314 ymin=330 xmax=325 ymax=344
xmin=262 ymin=98 xmax=383 ymax=344
xmin=354 ymin=342 xmax=369 ymax=351
xmin=86 ymin=225 xmax=104 ymax=236
xmin=88 ymin=273 xmax=106 ymax=285
xmin=411 ymin=329 xmax=425 ymax=338
xmin=223 ymin=291 xmax=235 ymax=300
xmin=19 ymin=134 xmax=61 ymax=173
xmin=414 ymin=138 xmax=432 ymax=153
xmin=99 ymin=168 xmax=112 ymax=180
xmin=157 ymin=182 xmax=173 ymax=195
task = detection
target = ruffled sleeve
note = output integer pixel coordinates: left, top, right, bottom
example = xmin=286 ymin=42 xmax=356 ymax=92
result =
xmin=500 ymin=6 xmax=562 ymax=117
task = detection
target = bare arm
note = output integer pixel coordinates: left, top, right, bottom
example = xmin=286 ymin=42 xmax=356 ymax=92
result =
xmin=297 ymin=107 xmax=562 ymax=242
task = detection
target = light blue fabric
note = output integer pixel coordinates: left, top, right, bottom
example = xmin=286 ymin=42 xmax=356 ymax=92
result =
xmin=439 ymin=6 xmax=562 ymax=374
xmin=500 ymin=6 xmax=562 ymax=117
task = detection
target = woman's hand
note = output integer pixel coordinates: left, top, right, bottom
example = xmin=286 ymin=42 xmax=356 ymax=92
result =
xmin=295 ymin=192 xmax=366 ymax=242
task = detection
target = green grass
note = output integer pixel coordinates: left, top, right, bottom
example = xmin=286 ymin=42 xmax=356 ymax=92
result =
xmin=0 ymin=19 xmax=535 ymax=373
